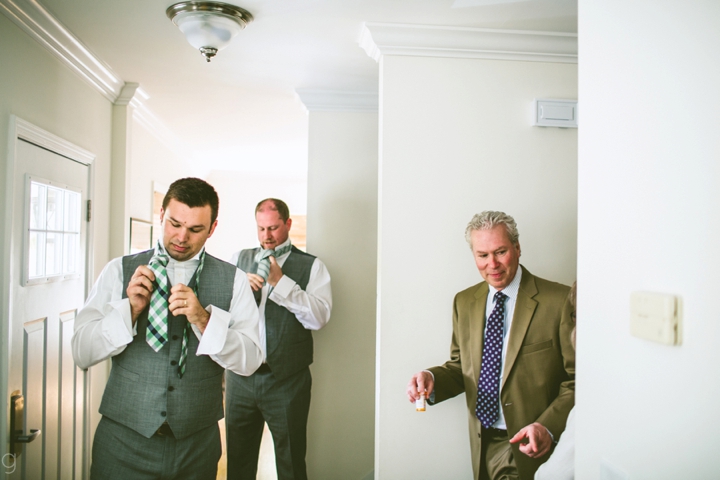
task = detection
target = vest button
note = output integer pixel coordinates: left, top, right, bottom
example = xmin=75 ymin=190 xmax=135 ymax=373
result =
xmin=172 ymin=335 xmax=179 ymax=340
xmin=170 ymin=360 xmax=177 ymax=366
xmin=161 ymin=411 xmax=166 ymax=417
xmin=168 ymin=386 xmax=175 ymax=392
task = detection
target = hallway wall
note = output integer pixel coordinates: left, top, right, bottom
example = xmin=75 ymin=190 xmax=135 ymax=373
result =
xmin=577 ymin=1 xmax=720 ymax=477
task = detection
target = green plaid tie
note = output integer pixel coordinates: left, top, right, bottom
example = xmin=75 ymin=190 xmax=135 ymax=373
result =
xmin=255 ymin=243 xmax=292 ymax=281
xmin=147 ymin=246 xmax=170 ymax=351
xmin=177 ymin=250 xmax=205 ymax=378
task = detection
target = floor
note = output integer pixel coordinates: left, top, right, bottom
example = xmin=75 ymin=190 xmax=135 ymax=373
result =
xmin=217 ymin=420 xmax=278 ymax=480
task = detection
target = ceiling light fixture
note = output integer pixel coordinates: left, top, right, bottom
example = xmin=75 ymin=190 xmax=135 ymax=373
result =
xmin=166 ymin=1 xmax=253 ymax=62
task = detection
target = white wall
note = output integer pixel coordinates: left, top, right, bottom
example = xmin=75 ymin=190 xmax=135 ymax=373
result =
xmin=128 ymin=119 xmax=194 ymax=224
xmin=305 ymin=111 xmax=378 ymax=479
xmin=0 ymin=13 xmax=113 ymax=478
xmin=204 ymin=170 xmax=307 ymax=261
xmin=577 ymin=2 xmax=720 ymax=478
xmin=375 ymin=55 xmax=578 ymax=478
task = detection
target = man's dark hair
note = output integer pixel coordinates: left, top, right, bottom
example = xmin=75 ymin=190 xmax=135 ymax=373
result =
xmin=163 ymin=177 xmax=219 ymax=224
xmin=255 ymin=198 xmax=290 ymax=222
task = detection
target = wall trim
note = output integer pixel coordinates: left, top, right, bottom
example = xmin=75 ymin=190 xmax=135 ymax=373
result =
xmin=15 ymin=117 xmax=97 ymax=166
xmin=295 ymin=90 xmax=379 ymax=113
xmin=359 ymin=22 xmax=577 ymax=64
xmin=0 ymin=0 xmax=124 ymax=101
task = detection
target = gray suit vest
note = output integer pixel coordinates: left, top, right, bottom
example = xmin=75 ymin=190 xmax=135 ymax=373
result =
xmin=99 ymin=250 xmax=235 ymax=439
xmin=236 ymin=246 xmax=315 ymax=380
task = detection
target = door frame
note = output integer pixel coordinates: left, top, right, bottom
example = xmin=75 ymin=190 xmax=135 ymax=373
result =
xmin=1 ymin=115 xmax=96 ymax=479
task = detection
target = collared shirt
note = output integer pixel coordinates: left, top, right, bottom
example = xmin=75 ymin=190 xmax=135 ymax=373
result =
xmin=484 ymin=267 xmax=523 ymax=430
xmin=229 ymin=238 xmax=332 ymax=362
xmin=72 ymin=246 xmax=263 ymax=376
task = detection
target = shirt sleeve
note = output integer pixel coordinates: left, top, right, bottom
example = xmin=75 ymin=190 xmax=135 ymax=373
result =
xmin=268 ymin=257 xmax=332 ymax=330
xmin=191 ymin=267 xmax=263 ymax=376
xmin=71 ymin=258 xmax=136 ymax=369
xmin=228 ymin=251 xmax=240 ymax=270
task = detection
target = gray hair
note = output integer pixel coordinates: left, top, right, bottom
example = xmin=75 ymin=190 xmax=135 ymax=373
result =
xmin=464 ymin=211 xmax=520 ymax=248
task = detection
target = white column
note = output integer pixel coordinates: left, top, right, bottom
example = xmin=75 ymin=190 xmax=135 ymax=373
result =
xmin=298 ymin=90 xmax=378 ymax=480
xmin=109 ymin=83 xmax=139 ymax=258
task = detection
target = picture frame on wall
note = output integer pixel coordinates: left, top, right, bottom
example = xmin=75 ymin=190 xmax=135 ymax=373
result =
xmin=129 ymin=217 xmax=153 ymax=254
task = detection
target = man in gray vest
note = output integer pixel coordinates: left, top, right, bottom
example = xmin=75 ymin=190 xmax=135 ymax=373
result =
xmin=72 ymin=177 xmax=262 ymax=480
xmin=226 ymin=198 xmax=332 ymax=480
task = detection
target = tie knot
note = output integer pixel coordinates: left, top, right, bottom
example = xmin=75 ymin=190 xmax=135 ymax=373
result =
xmin=150 ymin=253 xmax=169 ymax=268
xmin=258 ymin=249 xmax=275 ymax=261
xmin=494 ymin=291 xmax=507 ymax=304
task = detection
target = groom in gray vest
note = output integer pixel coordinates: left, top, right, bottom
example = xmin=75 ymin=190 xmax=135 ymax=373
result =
xmin=227 ymin=198 xmax=332 ymax=480
xmin=72 ymin=177 xmax=263 ymax=480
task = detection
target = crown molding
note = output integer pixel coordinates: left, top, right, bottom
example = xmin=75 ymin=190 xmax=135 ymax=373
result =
xmin=359 ymin=22 xmax=577 ymax=64
xmin=295 ymin=89 xmax=378 ymax=113
xmin=0 ymin=0 xmax=124 ymax=101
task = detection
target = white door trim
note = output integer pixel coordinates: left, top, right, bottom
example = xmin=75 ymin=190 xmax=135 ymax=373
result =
xmin=1 ymin=115 xmax=96 ymax=480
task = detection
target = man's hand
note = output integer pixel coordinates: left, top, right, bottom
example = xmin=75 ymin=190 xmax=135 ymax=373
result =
xmin=246 ymin=273 xmax=265 ymax=291
xmin=509 ymin=422 xmax=553 ymax=458
xmin=406 ymin=371 xmax=434 ymax=403
xmin=169 ymin=284 xmax=210 ymax=333
xmin=127 ymin=265 xmax=156 ymax=325
xmin=266 ymin=256 xmax=283 ymax=287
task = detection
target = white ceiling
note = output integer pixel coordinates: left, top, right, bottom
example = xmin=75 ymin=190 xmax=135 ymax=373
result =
xmin=31 ymin=0 xmax=577 ymax=175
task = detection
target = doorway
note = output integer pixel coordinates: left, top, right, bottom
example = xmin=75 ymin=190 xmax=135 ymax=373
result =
xmin=1 ymin=117 xmax=95 ymax=479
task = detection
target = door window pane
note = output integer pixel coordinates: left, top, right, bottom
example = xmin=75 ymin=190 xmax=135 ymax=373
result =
xmin=29 ymin=183 xmax=47 ymax=230
xmin=26 ymin=179 xmax=82 ymax=282
xmin=28 ymin=231 xmax=46 ymax=278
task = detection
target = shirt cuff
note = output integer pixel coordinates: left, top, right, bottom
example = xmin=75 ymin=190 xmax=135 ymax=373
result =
xmin=108 ymin=298 xmax=136 ymax=345
xmin=545 ymin=426 xmax=556 ymax=444
xmin=194 ymin=305 xmax=229 ymax=356
xmin=271 ymin=275 xmax=295 ymax=299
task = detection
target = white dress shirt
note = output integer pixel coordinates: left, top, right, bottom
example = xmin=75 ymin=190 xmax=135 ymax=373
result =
xmin=534 ymin=406 xmax=575 ymax=480
xmin=484 ymin=267 xmax=522 ymax=430
xmin=72 ymin=247 xmax=263 ymax=376
xmin=229 ymin=238 xmax=332 ymax=362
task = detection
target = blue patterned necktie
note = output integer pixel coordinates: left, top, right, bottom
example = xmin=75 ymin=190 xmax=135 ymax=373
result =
xmin=476 ymin=291 xmax=508 ymax=428
xmin=255 ymin=242 xmax=292 ymax=281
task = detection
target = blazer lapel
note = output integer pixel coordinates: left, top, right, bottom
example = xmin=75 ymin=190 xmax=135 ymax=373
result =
xmin=470 ymin=282 xmax=489 ymax=383
xmin=502 ymin=266 xmax=538 ymax=390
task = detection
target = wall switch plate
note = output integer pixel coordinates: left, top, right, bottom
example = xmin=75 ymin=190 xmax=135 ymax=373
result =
xmin=533 ymin=98 xmax=578 ymax=128
xmin=630 ymin=291 xmax=682 ymax=345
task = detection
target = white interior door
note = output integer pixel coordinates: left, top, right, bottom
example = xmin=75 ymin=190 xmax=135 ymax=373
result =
xmin=4 ymin=119 xmax=93 ymax=480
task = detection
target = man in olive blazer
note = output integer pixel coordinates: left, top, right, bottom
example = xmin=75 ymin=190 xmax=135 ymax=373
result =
xmin=407 ymin=212 xmax=574 ymax=480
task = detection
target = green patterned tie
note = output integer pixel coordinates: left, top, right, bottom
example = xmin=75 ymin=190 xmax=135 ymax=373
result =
xmin=255 ymin=243 xmax=292 ymax=281
xmin=147 ymin=245 xmax=170 ymax=351
xmin=147 ymin=243 xmax=205 ymax=379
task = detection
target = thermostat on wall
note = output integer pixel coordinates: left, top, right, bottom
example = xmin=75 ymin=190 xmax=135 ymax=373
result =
xmin=533 ymin=99 xmax=578 ymax=128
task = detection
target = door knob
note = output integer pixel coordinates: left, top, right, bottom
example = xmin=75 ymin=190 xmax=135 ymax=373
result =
xmin=10 ymin=392 xmax=42 ymax=458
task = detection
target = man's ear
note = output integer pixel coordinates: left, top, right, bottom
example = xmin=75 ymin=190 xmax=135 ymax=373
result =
xmin=207 ymin=219 xmax=218 ymax=239
xmin=286 ymin=218 xmax=292 ymax=231
xmin=160 ymin=208 xmax=165 ymax=223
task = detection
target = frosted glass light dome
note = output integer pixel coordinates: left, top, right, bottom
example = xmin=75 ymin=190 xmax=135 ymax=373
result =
xmin=167 ymin=2 xmax=253 ymax=62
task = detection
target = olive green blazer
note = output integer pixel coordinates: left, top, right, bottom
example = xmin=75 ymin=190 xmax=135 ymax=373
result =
xmin=429 ymin=266 xmax=575 ymax=480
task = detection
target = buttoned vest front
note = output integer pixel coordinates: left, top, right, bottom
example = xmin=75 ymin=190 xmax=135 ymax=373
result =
xmin=99 ymin=250 xmax=235 ymax=439
xmin=236 ymin=246 xmax=315 ymax=381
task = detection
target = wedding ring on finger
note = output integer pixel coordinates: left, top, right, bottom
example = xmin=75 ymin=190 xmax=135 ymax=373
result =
xmin=184 ymin=300 xmax=187 ymax=307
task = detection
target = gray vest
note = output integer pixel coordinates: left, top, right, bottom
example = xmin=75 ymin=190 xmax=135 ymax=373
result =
xmin=99 ymin=250 xmax=235 ymax=439
xmin=236 ymin=246 xmax=315 ymax=380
